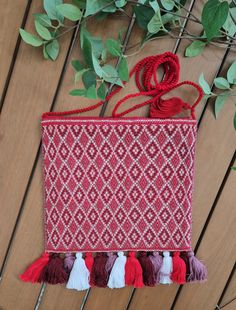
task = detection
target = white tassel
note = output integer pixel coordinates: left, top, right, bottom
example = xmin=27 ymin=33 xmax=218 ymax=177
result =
xmin=66 ymin=252 xmax=90 ymax=291
xmin=107 ymin=251 xmax=127 ymax=289
xmin=159 ymin=251 xmax=173 ymax=284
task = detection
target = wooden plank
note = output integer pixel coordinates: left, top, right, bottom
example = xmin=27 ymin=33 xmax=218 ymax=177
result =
xmin=173 ymin=160 xmax=236 ymax=310
xmin=127 ymin=0 xmax=234 ymax=308
xmin=128 ymin=52 xmax=236 ymax=310
xmin=83 ymin=32 xmax=179 ymax=310
xmin=220 ymin=270 xmax=236 ymax=307
xmin=221 ymin=299 xmax=236 ymax=310
xmin=0 ymin=0 xmax=29 ymax=102
xmin=0 ymin=11 xmax=133 ymax=310
xmin=0 ymin=0 xmax=74 ymax=268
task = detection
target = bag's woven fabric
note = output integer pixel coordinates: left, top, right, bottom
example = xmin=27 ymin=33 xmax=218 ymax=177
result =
xmin=42 ymin=116 xmax=197 ymax=253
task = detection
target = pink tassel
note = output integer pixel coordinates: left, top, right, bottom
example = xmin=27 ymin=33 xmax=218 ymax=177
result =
xmin=188 ymin=251 xmax=207 ymax=282
xmin=20 ymin=252 xmax=49 ymax=283
xmin=105 ymin=252 xmax=117 ymax=275
xmin=64 ymin=253 xmax=75 ymax=273
xmin=149 ymin=251 xmax=163 ymax=284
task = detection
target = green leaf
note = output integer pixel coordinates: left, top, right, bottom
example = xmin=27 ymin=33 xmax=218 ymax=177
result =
xmin=45 ymin=39 xmax=59 ymax=60
xmin=86 ymin=85 xmax=97 ymax=99
xmin=201 ymin=0 xmax=229 ymax=41
xmin=82 ymin=35 xmax=94 ymax=69
xmin=223 ymin=11 xmax=236 ymax=37
xmin=185 ymin=41 xmax=206 ymax=57
xmin=85 ymin=0 xmax=116 ymax=16
xmin=33 ymin=14 xmax=52 ymax=27
xmin=199 ymin=73 xmax=211 ymax=95
xmin=115 ymin=0 xmax=127 ymax=8
xmin=44 ymin=0 xmax=64 ymax=22
xmin=82 ymin=70 xmax=97 ymax=89
xmin=73 ymin=0 xmax=86 ymax=9
xmin=69 ymin=88 xmax=86 ymax=96
xmin=227 ymin=60 xmax=236 ymax=84
xmin=35 ymin=21 xmax=52 ymax=40
xmin=75 ymin=69 xmax=88 ymax=83
xmin=56 ymin=4 xmax=82 ymax=21
xmin=43 ymin=45 xmax=50 ymax=59
xmin=72 ymin=59 xmax=84 ymax=71
xmin=133 ymin=5 xmax=154 ymax=30
xmin=160 ymin=0 xmax=175 ymax=11
xmin=92 ymin=54 xmax=103 ymax=78
xmin=234 ymin=112 xmax=236 ymax=130
xmin=214 ymin=77 xmax=230 ymax=89
xmin=97 ymin=82 xmax=107 ymax=100
xmin=147 ymin=9 xmax=164 ymax=33
xmin=101 ymin=64 xmax=123 ymax=86
xmin=149 ymin=0 xmax=160 ymax=12
xmin=101 ymin=48 xmax=107 ymax=62
xmin=231 ymin=166 xmax=236 ymax=170
xmin=19 ymin=28 xmax=43 ymax=47
xmin=118 ymin=57 xmax=129 ymax=81
xmin=214 ymin=91 xmax=230 ymax=118
xmin=105 ymin=39 xmax=121 ymax=57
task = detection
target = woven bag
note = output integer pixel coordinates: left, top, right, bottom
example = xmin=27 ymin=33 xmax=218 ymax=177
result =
xmin=20 ymin=52 xmax=207 ymax=289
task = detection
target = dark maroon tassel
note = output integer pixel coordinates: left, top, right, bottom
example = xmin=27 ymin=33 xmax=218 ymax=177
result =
xmin=38 ymin=253 xmax=68 ymax=284
xmin=180 ymin=252 xmax=191 ymax=282
xmin=90 ymin=253 xmax=108 ymax=287
xmin=138 ymin=252 xmax=156 ymax=286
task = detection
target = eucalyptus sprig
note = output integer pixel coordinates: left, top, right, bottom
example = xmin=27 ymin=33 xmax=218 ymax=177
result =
xmin=18 ymin=0 xmax=236 ymax=125
xmin=199 ymin=61 xmax=236 ymax=130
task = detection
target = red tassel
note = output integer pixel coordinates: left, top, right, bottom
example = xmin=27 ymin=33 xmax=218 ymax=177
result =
xmin=85 ymin=252 xmax=94 ymax=286
xmin=171 ymin=252 xmax=186 ymax=284
xmin=20 ymin=252 xmax=50 ymax=283
xmin=90 ymin=253 xmax=108 ymax=287
xmin=38 ymin=253 xmax=68 ymax=284
xmin=138 ymin=252 xmax=156 ymax=286
xmin=150 ymin=97 xmax=183 ymax=118
xmin=125 ymin=252 xmax=144 ymax=288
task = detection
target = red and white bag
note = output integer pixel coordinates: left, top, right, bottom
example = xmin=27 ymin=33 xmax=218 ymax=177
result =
xmin=20 ymin=52 xmax=207 ymax=289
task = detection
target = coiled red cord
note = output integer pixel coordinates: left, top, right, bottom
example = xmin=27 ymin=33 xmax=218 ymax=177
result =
xmin=43 ymin=51 xmax=203 ymax=119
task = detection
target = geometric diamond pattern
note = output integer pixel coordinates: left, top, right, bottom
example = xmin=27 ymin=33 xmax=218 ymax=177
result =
xmin=42 ymin=117 xmax=197 ymax=252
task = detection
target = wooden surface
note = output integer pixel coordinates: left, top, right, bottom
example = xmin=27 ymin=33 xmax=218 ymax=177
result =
xmin=0 ymin=1 xmax=236 ymax=309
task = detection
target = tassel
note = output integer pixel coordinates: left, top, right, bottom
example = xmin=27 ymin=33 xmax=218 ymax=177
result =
xmin=66 ymin=253 xmax=90 ymax=291
xmin=85 ymin=252 xmax=94 ymax=286
xmin=125 ymin=251 xmax=144 ymax=288
xmin=159 ymin=251 xmax=173 ymax=284
xmin=138 ymin=252 xmax=156 ymax=286
xmin=38 ymin=253 xmax=68 ymax=284
xmin=150 ymin=97 xmax=183 ymax=118
xmin=90 ymin=252 xmax=108 ymax=287
xmin=180 ymin=252 xmax=190 ymax=282
xmin=105 ymin=252 xmax=117 ymax=275
xmin=64 ymin=253 xmax=75 ymax=273
xmin=188 ymin=251 xmax=207 ymax=282
xmin=84 ymin=252 xmax=94 ymax=273
xmin=20 ymin=252 xmax=50 ymax=283
xmin=149 ymin=251 xmax=163 ymax=284
xmin=107 ymin=251 xmax=127 ymax=289
xmin=171 ymin=252 xmax=186 ymax=284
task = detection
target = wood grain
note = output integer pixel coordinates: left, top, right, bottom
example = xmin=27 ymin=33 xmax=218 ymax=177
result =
xmin=0 ymin=0 xmax=29 ymax=101
xmin=0 ymin=0 xmax=74 ymax=268
xmin=220 ymin=270 xmax=236 ymax=307
xmin=174 ymin=160 xmax=236 ymax=309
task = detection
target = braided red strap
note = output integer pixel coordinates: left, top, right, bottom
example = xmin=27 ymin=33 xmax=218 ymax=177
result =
xmin=43 ymin=51 xmax=203 ymax=119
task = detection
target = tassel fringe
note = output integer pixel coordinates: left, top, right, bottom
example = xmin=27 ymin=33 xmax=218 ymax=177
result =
xmin=20 ymin=250 xmax=207 ymax=289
